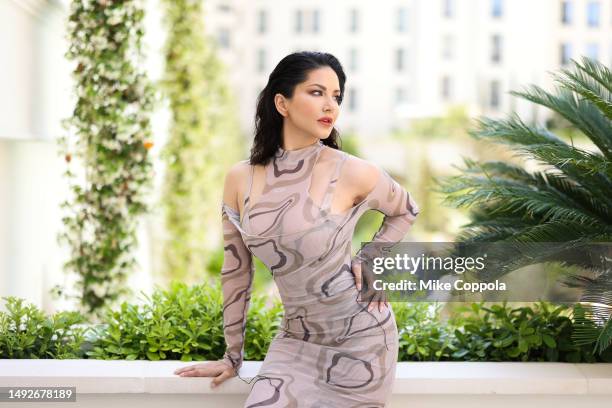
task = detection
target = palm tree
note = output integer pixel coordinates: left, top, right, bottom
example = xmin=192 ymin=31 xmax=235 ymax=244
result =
xmin=436 ymin=57 xmax=612 ymax=356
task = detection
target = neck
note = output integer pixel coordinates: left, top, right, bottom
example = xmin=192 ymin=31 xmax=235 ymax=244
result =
xmin=275 ymin=138 xmax=323 ymax=163
xmin=281 ymin=138 xmax=321 ymax=151
xmin=280 ymin=118 xmax=323 ymax=151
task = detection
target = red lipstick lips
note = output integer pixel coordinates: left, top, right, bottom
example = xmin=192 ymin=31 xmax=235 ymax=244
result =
xmin=318 ymin=117 xmax=333 ymax=126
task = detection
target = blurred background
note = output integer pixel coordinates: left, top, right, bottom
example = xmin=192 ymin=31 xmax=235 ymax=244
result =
xmin=0 ymin=0 xmax=610 ymax=316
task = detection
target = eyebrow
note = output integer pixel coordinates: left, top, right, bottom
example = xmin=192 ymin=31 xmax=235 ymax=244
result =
xmin=308 ymin=83 xmax=341 ymax=93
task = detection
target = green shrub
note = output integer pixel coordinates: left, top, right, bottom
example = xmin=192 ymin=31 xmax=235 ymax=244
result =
xmin=394 ymin=301 xmax=612 ymax=362
xmin=0 ymin=296 xmax=88 ymax=359
xmin=446 ymin=301 xmax=611 ymax=362
xmin=244 ymin=296 xmax=283 ymax=361
xmin=86 ymin=281 xmax=284 ymax=361
xmin=395 ymin=302 xmax=455 ymax=361
xmin=4 ymin=286 xmax=610 ymax=363
xmin=86 ymin=281 xmax=227 ymax=361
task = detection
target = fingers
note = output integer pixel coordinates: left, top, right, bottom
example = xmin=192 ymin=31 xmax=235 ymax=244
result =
xmin=211 ymin=369 xmax=234 ymax=389
xmin=367 ymin=301 xmax=383 ymax=312
xmin=367 ymin=299 xmax=390 ymax=312
xmin=174 ymin=366 xmax=194 ymax=375
xmin=174 ymin=363 xmax=235 ymax=390
xmin=351 ymin=259 xmax=362 ymax=291
xmin=174 ymin=363 xmax=214 ymax=377
xmin=177 ymin=368 xmax=202 ymax=377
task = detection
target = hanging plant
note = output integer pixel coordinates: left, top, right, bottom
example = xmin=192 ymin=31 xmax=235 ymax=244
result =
xmin=56 ymin=0 xmax=156 ymax=320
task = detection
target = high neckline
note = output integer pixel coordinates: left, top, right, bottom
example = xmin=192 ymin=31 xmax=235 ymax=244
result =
xmin=275 ymin=139 xmax=324 ymax=163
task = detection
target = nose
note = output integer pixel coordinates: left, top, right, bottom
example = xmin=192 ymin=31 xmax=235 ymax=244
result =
xmin=323 ymin=98 xmax=336 ymax=113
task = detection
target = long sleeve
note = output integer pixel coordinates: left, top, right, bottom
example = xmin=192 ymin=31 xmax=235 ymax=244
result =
xmin=219 ymin=203 xmax=254 ymax=374
xmin=352 ymin=165 xmax=420 ymax=273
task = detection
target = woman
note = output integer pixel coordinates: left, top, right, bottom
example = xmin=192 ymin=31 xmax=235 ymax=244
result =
xmin=174 ymin=51 xmax=419 ymax=407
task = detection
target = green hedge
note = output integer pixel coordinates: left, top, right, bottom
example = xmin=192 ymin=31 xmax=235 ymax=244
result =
xmin=0 ymin=297 xmax=87 ymax=359
xmin=394 ymin=301 xmax=611 ymax=362
xmin=1 ymin=283 xmax=610 ymax=362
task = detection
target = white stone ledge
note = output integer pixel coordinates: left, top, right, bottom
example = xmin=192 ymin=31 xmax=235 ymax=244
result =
xmin=1 ymin=360 xmax=611 ymax=407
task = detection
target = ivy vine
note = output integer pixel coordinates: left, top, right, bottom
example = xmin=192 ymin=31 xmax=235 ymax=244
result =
xmin=159 ymin=0 xmax=243 ymax=284
xmin=56 ymin=0 xmax=156 ymax=320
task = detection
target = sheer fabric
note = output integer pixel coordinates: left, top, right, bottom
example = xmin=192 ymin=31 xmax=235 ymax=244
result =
xmin=219 ymin=140 xmax=419 ymax=406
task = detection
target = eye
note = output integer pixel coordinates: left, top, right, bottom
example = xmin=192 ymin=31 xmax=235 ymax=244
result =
xmin=311 ymin=90 xmax=342 ymax=104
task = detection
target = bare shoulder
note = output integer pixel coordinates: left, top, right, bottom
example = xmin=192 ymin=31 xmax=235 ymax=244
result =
xmin=223 ymin=160 xmax=252 ymax=210
xmin=340 ymin=151 xmax=381 ymax=199
xmin=226 ymin=160 xmax=251 ymax=181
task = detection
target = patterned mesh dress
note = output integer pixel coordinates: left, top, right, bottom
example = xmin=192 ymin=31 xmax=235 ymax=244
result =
xmin=219 ymin=139 xmax=419 ymax=407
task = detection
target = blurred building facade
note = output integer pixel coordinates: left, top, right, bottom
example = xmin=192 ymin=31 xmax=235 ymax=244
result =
xmin=204 ymin=0 xmax=611 ymax=138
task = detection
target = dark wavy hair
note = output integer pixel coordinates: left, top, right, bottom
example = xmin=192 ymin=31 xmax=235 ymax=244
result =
xmin=249 ymin=51 xmax=347 ymax=165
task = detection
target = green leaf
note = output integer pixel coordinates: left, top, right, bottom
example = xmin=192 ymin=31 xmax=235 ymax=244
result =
xmin=542 ymin=334 xmax=557 ymax=348
xmin=146 ymin=351 xmax=160 ymax=361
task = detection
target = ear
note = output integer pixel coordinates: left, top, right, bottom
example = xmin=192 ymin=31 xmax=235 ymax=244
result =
xmin=274 ymin=93 xmax=288 ymax=118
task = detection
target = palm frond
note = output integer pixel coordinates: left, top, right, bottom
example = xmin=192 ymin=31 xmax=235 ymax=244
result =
xmin=572 ymin=301 xmax=612 ymax=354
xmin=571 ymin=57 xmax=612 ymax=94
xmin=509 ymin=86 xmax=612 ymax=159
xmin=454 ymin=225 xmax=523 ymax=244
xmin=439 ymin=173 xmax=605 ymax=226
xmin=459 ymin=159 xmax=611 ymax=221
xmin=470 ymin=114 xmax=567 ymax=146
xmin=467 ymin=238 xmax=609 ymax=281
xmin=437 ymin=58 xmax=612 ymax=356
xmin=553 ymin=57 xmax=612 ymax=121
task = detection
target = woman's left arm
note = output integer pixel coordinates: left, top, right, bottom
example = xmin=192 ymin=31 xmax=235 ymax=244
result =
xmin=361 ymin=164 xmax=420 ymax=242
xmin=351 ymin=163 xmax=420 ymax=309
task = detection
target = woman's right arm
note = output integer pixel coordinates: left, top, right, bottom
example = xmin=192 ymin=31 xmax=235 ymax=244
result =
xmin=219 ymin=163 xmax=254 ymax=375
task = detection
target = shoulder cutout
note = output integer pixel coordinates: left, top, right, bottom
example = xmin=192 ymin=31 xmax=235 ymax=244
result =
xmin=223 ymin=160 xmax=251 ymax=212
xmin=343 ymin=155 xmax=381 ymax=202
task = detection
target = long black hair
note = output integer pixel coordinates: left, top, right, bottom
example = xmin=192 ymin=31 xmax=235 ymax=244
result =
xmin=249 ymin=51 xmax=347 ymax=165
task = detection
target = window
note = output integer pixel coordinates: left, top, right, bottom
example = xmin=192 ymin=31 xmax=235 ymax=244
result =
xmin=295 ymin=9 xmax=322 ymax=34
xmin=491 ymin=0 xmax=503 ymax=18
xmin=490 ymin=80 xmax=500 ymax=109
xmin=586 ymin=43 xmax=599 ymax=60
xmin=396 ymin=87 xmax=409 ymax=104
xmin=586 ymin=1 xmax=600 ymax=27
xmin=348 ymin=88 xmax=358 ymax=112
xmin=560 ymin=42 xmax=572 ymax=65
xmin=561 ymin=1 xmax=573 ymax=25
xmin=217 ymin=28 xmax=230 ymax=48
xmin=442 ymin=34 xmax=453 ymax=59
xmin=397 ymin=7 xmax=408 ymax=32
xmin=395 ymin=48 xmax=406 ymax=71
xmin=349 ymin=8 xmax=359 ymax=33
xmin=295 ymin=10 xmax=303 ymax=33
xmin=441 ymin=76 xmax=452 ymax=100
xmin=257 ymin=49 xmax=266 ymax=73
xmin=257 ymin=9 xmax=267 ymax=34
xmin=491 ymin=34 xmax=502 ymax=63
xmin=349 ymin=48 xmax=358 ymax=71
xmin=312 ymin=9 xmax=320 ymax=33
xmin=443 ymin=0 xmax=453 ymax=18
xmin=217 ymin=3 xmax=231 ymax=13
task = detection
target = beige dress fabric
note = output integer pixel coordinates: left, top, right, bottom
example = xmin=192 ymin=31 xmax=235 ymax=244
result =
xmin=220 ymin=140 xmax=419 ymax=407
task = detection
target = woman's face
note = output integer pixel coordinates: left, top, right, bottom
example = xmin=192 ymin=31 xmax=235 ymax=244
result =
xmin=275 ymin=66 xmax=342 ymax=141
